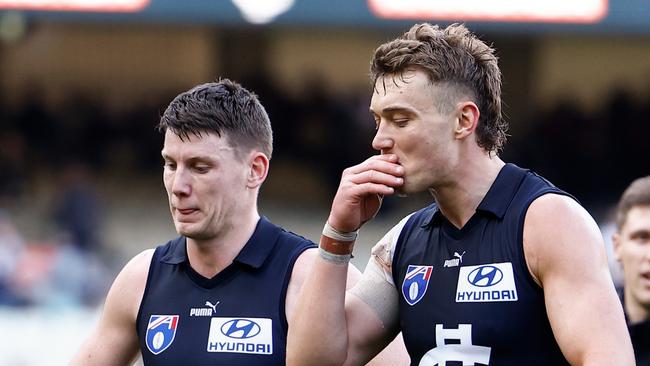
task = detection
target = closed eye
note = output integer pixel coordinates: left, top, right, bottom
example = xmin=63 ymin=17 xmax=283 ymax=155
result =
xmin=630 ymin=230 xmax=650 ymax=243
xmin=192 ymin=165 xmax=210 ymax=174
xmin=394 ymin=119 xmax=410 ymax=127
xmin=372 ymin=115 xmax=380 ymax=130
xmin=163 ymin=161 xmax=176 ymax=171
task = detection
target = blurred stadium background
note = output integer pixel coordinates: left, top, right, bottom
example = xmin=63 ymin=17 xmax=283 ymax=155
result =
xmin=0 ymin=0 xmax=649 ymax=364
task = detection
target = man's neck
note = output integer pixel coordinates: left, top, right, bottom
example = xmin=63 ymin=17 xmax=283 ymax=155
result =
xmin=625 ymin=292 xmax=650 ymax=325
xmin=430 ymin=155 xmax=505 ymax=229
xmin=186 ymin=211 xmax=260 ymax=279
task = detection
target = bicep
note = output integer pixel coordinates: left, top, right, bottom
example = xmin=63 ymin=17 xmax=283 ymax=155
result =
xmin=344 ymin=256 xmax=402 ymax=365
xmin=525 ymin=195 xmax=633 ymax=365
xmin=71 ymin=250 xmax=152 ymax=366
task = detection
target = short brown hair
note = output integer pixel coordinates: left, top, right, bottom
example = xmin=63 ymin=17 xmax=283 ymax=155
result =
xmin=616 ymin=176 xmax=650 ymax=230
xmin=370 ymin=23 xmax=506 ymax=153
xmin=158 ymin=78 xmax=273 ymax=159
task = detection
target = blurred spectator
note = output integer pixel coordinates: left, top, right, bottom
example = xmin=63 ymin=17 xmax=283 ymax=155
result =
xmin=52 ymin=160 xmax=103 ymax=252
xmin=0 ymin=130 xmax=26 ymax=201
xmin=0 ymin=205 xmax=109 ymax=308
xmin=0 ymin=210 xmax=27 ymax=306
xmin=612 ymin=176 xmax=650 ymax=365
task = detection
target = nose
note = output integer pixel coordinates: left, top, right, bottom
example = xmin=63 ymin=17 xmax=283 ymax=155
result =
xmin=170 ymin=167 xmax=191 ymax=197
xmin=372 ymin=122 xmax=394 ymax=153
xmin=643 ymin=244 xmax=650 ymax=262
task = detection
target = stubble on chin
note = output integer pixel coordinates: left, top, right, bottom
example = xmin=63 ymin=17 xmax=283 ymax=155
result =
xmin=393 ymin=186 xmax=409 ymax=198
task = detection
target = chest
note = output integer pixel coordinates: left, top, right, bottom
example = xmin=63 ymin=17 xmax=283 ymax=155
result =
xmin=392 ymin=221 xmax=566 ymax=365
xmin=137 ymin=265 xmax=287 ymax=365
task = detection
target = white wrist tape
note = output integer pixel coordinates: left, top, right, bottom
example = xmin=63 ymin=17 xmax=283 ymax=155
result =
xmin=322 ymin=221 xmax=358 ymax=242
xmin=318 ymin=247 xmax=352 ymax=264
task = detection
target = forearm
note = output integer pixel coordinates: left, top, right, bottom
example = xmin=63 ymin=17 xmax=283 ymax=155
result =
xmin=287 ymin=241 xmax=352 ymax=365
xmin=288 ymin=154 xmax=403 ymax=364
xmin=71 ymin=329 xmax=139 ymax=366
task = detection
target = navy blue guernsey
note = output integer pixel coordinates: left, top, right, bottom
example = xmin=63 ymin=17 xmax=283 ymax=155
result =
xmin=392 ymin=164 xmax=573 ymax=365
xmin=136 ymin=217 xmax=315 ymax=365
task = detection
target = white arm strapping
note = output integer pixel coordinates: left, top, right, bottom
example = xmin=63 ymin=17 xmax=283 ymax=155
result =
xmin=348 ymin=215 xmax=413 ymax=330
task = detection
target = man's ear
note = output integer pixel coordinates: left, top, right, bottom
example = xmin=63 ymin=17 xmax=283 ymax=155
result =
xmin=454 ymin=101 xmax=480 ymax=140
xmin=247 ymin=152 xmax=269 ymax=189
xmin=612 ymin=232 xmax=623 ymax=263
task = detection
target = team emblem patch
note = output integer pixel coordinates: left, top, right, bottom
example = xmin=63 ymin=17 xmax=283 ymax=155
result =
xmin=402 ymin=265 xmax=433 ymax=306
xmin=146 ymin=315 xmax=179 ymax=355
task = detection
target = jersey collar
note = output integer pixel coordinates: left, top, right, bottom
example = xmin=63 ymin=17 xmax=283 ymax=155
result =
xmin=424 ymin=163 xmax=528 ymax=226
xmin=160 ymin=216 xmax=281 ymax=269
xmin=475 ymin=163 xmax=527 ymax=219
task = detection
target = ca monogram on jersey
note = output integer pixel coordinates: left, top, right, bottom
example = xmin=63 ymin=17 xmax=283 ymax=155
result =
xmin=455 ymin=262 xmax=518 ymax=303
xmin=420 ymin=324 xmax=491 ymax=366
xmin=207 ymin=317 xmax=273 ymax=355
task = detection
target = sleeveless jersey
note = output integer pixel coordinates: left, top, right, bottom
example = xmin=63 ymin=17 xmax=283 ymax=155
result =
xmin=392 ymin=164 xmax=572 ymax=365
xmin=136 ymin=217 xmax=315 ymax=365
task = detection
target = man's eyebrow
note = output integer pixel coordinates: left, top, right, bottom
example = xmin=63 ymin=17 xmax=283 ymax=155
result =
xmin=369 ymin=106 xmax=416 ymax=114
xmin=186 ymin=156 xmax=215 ymax=163
xmin=160 ymin=153 xmax=213 ymax=164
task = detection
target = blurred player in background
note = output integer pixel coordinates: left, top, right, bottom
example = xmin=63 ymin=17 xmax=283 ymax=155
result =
xmin=287 ymin=23 xmax=634 ymax=365
xmin=613 ymin=176 xmax=650 ymax=365
xmin=71 ymin=79 xmax=407 ymax=365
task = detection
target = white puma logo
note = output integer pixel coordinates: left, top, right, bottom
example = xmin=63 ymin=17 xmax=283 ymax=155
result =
xmin=454 ymin=251 xmax=466 ymax=263
xmin=444 ymin=251 xmax=467 ymax=268
xmin=206 ymin=301 xmax=220 ymax=313
xmin=190 ymin=301 xmax=220 ymax=316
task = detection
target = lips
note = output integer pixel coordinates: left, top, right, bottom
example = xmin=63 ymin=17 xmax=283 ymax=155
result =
xmin=640 ymin=272 xmax=650 ymax=288
xmin=176 ymin=208 xmax=198 ymax=215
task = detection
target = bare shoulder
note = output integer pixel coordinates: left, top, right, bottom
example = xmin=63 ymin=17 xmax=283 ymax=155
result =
xmin=116 ymin=249 xmax=155 ymax=293
xmin=70 ymin=249 xmax=156 ymax=365
xmin=523 ymin=193 xmax=604 ymax=285
xmin=290 ymin=247 xmax=319 ymax=282
xmin=121 ymin=249 xmax=155 ymax=281
xmin=286 ymin=247 xmax=362 ymax=321
xmin=524 ymin=193 xmax=600 ymax=245
xmin=108 ymin=249 xmax=156 ymax=319
xmin=285 ymin=247 xmax=317 ymax=323
xmin=523 ymin=195 xmax=634 ymax=365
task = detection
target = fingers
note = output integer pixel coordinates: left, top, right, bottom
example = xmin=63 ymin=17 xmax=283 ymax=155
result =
xmin=349 ymin=170 xmax=403 ymax=189
xmin=341 ymin=181 xmax=396 ymax=198
xmin=327 ymin=155 xmax=404 ymax=232
xmin=345 ymin=154 xmax=402 ymax=176
xmin=343 ymin=154 xmax=404 ymax=188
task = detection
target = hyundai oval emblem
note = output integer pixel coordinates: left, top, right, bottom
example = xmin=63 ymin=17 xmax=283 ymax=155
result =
xmin=468 ymin=265 xmax=503 ymax=287
xmin=220 ymin=319 xmax=261 ymax=339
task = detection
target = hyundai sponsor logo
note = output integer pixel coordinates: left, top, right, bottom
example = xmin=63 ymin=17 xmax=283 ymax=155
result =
xmin=467 ymin=265 xmax=503 ymax=287
xmin=221 ymin=319 xmax=261 ymax=339
xmin=208 ymin=317 xmax=273 ymax=355
xmin=456 ymin=262 xmax=518 ymax=303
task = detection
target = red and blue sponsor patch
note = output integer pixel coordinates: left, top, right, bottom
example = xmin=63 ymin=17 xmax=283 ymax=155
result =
xmin=402 ymin=265 xmax=433 ymax=306
xmin=145 ymin=315 xmax=179 ymax=355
